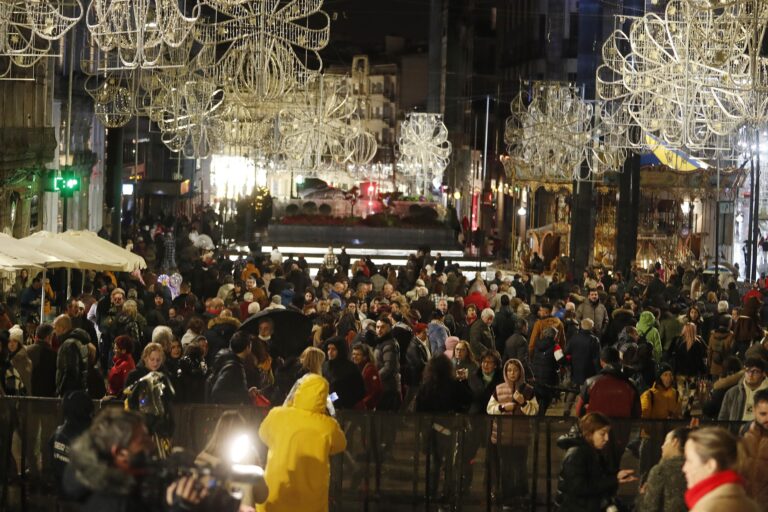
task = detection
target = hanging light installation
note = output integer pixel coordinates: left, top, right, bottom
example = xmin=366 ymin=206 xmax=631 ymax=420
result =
xmin=397 ymin=112 xmax=452 ymax=193
xmin=86 ymin=0 xmax=200 ymax=70
xmin=194 ymin=0 xmax=330 ymax=104
xmin=0 ymin=0 xmax=83 ymax=78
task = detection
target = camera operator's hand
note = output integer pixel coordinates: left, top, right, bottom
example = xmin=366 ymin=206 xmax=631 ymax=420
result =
xmin=165 ymin=475 xmax=209 ymax=510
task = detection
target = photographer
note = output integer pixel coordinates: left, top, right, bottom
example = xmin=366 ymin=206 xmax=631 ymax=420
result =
xmin=63 ymin=408 xmax=207 ymax=512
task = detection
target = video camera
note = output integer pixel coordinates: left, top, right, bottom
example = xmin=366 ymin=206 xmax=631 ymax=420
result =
xmin=142 ymin=447 xmax=265 ymax=512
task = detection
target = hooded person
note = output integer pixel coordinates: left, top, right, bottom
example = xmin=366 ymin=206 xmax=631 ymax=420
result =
xmin=636 ymin=310 xmax=663 ymax=364
xmin=486 ymin=358 xmax=538 ymax=503
xmin=321 ymin=337 xmax=365 ymax=409
xmin=257 ymin=374 xmax=346 ymax=512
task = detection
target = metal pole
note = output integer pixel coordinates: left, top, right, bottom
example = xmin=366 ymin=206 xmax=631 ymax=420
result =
xmin=754 ymin=130 xmax=762 ymax=279
xmin=481 ymin=95 xmax=490 ymax=241
xmin=715 ymin=155 xmax=721 ymax=287
xmin=40 ymin=267 xmax=46 ymax=322
xmin=748 ymin=157 xmax=755 ymax=280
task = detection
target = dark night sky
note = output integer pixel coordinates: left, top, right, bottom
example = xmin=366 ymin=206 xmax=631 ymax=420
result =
xmin=321 ymin=0 xmax=431 ymax=65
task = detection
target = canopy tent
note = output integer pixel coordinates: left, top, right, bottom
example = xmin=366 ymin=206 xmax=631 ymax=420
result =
xmin=0 ymin=233 xmax=74 ymax=268
xmin=57 ymin=231 xmax=146 ymax=272
xmin=0 ymin=253 xmax=41 ymax=272
xmin=18 ymin=231 xmax=126 ymax=271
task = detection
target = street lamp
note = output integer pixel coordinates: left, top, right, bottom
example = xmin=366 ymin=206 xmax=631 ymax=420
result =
xmin=517 ymin=206 xmax=527 ymax=216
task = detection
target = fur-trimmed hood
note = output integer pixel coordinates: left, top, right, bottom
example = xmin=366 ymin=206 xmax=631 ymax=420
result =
xmin=68 ymin=433 xmax=136 ymax=495
xmin=207 ymin=315 xmax=241 ymax=331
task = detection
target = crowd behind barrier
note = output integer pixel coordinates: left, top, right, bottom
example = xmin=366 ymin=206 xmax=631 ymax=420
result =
xmin=0 ymin=396 xmax=744 ymax=512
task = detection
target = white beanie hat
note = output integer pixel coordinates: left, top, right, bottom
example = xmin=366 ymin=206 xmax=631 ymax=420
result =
xmin=9 ymin=325 xmax=24 ymax=343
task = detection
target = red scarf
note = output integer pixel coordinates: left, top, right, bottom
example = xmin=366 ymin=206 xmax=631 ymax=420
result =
xmin=684 ymin=469 xmax=743 ymax=509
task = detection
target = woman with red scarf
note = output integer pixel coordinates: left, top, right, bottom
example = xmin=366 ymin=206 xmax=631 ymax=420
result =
xmin=682 ymin=427 xmax=759 ymax=511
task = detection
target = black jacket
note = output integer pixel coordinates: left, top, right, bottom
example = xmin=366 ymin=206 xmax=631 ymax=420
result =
xmin=321 ymin=341 xmax=365 ymax=409
xmin=556 ymin=434 xmax=618 ymax=512
xmin=467 ymin=367 xmax=504 ymax=414
xmin=55 ymin=329 xmax=90 ymax=397
xmin=565 ymin=329 xmax=600 ymax=386
xmin=27 ymin=341 xmax=57 ymax=397
xmin=531 ymin=334 xmax=558 ymax=386
xmin=492 ymin=307 xmax=517 ymax=350
xmin=209 ymin=349 xmax=250 ymax=405
xmin=414 ymin=378 xmax=472 ymax=414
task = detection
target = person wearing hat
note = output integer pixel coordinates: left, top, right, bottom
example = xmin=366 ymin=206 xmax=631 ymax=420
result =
xmin=639 ymin=363 xmax=682 ymax=481
xmin=720 ymin=357 xmax=768 ymax=421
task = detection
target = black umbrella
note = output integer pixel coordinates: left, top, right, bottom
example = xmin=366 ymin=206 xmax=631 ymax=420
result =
xmin=239 ymin=308 xmax=313 ymax=360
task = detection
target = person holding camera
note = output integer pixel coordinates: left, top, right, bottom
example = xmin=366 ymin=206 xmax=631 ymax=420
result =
xmin=63 ymin=407 xmax=208 ymax=512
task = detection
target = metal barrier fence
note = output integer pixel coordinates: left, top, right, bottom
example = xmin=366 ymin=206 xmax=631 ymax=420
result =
xmin=0 ymin=397 xmax=740 ymax=512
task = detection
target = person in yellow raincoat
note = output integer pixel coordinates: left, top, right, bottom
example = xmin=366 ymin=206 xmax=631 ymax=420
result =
xmin=257 ymin=373 xmax=346 ymax=512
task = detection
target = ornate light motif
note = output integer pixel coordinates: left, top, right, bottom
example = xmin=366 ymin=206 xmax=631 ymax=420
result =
xmin=278 ymin=75 xmax=357 ymax=169
xmin=397 ymin=113 xmax=452 ymax=190
xmin=195 ymin=0 xmax=330 ymax=103
xmin=86 ymin=0 xmax=199 ymax=69
xmin=505 ymin=82 xmax=594 ymax=181
xmin=0 ymin=0 xmax=83 ymax=78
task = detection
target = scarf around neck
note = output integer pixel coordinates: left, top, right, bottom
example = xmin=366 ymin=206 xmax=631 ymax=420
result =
xmin=684 ymin=469 xmax=743 ymax=509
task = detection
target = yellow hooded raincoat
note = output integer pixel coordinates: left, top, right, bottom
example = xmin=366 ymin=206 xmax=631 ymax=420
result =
xmin=257 ymin=374 xmax=347 ymax=512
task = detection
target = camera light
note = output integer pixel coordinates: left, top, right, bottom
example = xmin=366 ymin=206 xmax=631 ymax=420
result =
xmin=228 ymin=433 xmax=253 ymax=464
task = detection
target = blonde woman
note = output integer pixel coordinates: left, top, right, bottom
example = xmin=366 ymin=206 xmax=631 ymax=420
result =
xmin=125 ymin=342 xmax=167 ymax=389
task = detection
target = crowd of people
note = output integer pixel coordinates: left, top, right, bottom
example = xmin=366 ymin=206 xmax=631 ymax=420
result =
xmin=2 ymin=216 xmax=768 ymax=510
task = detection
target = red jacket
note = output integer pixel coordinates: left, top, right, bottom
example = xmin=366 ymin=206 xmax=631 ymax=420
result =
xmin=575 ymin=366 xmax=641 ymax=419
xmin=107 ymin=353 xmax=136 ymax=396
xmin=356 ymin=362 xmax=382 ymax=410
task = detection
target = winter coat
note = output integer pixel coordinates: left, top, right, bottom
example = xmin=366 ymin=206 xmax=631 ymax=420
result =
xmin=640 ymin=383 xmax=681 ymax=420
xmin=719 ymin=377 xmax=768 ymax=421
xmin=575 ymin=365 xmax=641 ymax=419
xmin=414 ymin=375 xmax=472 ymax=414
xmin=373 ymin=333 xmax=401 ymax=397
xmin=9 ymin=345 xmax=32 ymax=394
xmin=565 ymin=328 xmax=600 ymax=386
xmin=528 ymin=316 xmax=565 ymax=356
xmin=467 ymin=366 xmax=503 ymax=414
xmin=487 ymin=359 xmax=538 ymax=443
xmin=427 ymin=321 xmax=449 ymax=356
xmin=55 ymin=328 xmax=90 ymax=397
xmin=64 ymin=431 xmax=155 ymax=512
xmin=701 ymin=371 xmax=742 ymax=419
xmin=637 ymin=311 xmax=663 ymax=363
xmin=708 ymin=328 xmax=735 ymax=378
xmin=26 ymin=341 xmax=57 ymax=397
xmin=687 ymin=479 xmax=760 ymax=512
xmin=208 ymin=349 xmax=250 ymax=405
xmin=469 ymin=319 xmax=495 ymax=359
xmin=405 ymin=337 xmax=430 ymax=386
xmin=321 ymin=341 xmax=365 ymax=409
xmin=492 ymin=307 xmax=517 ymax=346
xmin=257 ymin=374 xmax=346 ymax=512
xmin=635 ymin=456 xmax=687 ymax=512
xmin=606 ymin=308 xmax=636 ymax=347
xmin=356 ymin=361 xmax=382 ymax=410
xmin=107 ymin=353 xmax=136 ymax=396
xmin=673 ymin=336 xmax=708 ymax=378
xmin=576 ymin=300 xmax=609 ymax=337
xmin=741 ymin=421 xmax=768 ymax=505
xmin=555 ymin=434 xmax=618 ymax=512
xmin=504 ymin=332 xmax=532 ymax=374
xmin=531 ymin=333 xmax=558 ymax=387
xmin=175 ymin=354 xmax=208 ymax=403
